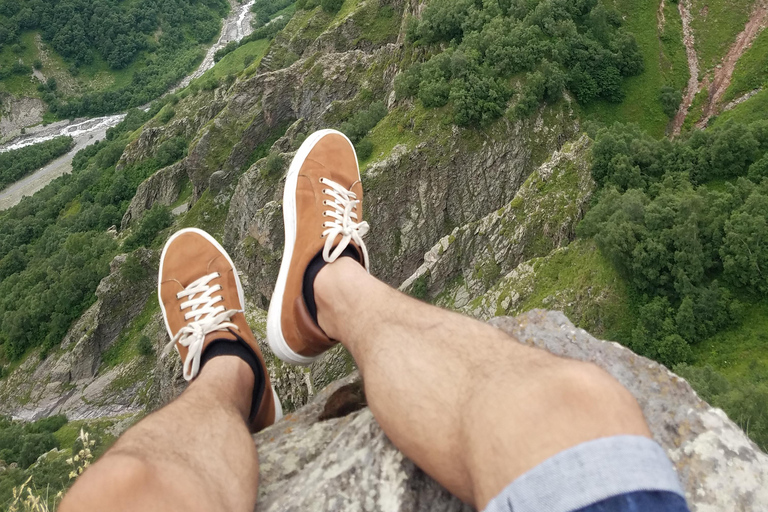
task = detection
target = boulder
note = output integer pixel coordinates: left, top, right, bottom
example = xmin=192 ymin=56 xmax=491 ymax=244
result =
xmin=253 ymin=310 xmax=768 ymax=512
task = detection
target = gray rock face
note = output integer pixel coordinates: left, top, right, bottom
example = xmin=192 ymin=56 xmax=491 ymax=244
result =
xmin=121 ymin=161 xmax=189 ymax=229
xmin=0 ymin=95 xmax=46 ymax=141
xmin=0 ymin=249 xmax=158 ymax=420
xmin=254 ymin=310 xmax=768 ymax=512
xmin=399 ymin=135 xmax=593 ymax=305
xmin=255 ymin=373 xmax=470 ymax=512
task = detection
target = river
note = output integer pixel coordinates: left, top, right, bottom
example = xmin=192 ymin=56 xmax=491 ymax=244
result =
xmin=0 ymin=0 xmax=256 ymax=211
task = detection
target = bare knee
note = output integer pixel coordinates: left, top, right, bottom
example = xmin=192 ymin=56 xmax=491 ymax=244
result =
xmin=551 ymin=360 xmax=651 ymax=438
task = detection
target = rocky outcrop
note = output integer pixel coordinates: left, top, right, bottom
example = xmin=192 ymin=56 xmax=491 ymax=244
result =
xmin=399 ymin=135 xmax=593 ymax=305
xmin=254 ymin=310 xmax=768 ymax=512
xmin=0 ymin=249 xmax=158 ymax=421
xmin=121 ymin=162 xmax=189 ymax=229
xmin=185 ymin=48 xmax=389 ymax=198
xmin=0 ymin=95 xmax=46 ymax=142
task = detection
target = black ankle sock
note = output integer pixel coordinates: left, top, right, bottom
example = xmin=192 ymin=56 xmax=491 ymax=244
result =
xmin=200 ymin=334 xmax=266 ymax=425
xmin=302 ymin=246 xmax=360 ymax=325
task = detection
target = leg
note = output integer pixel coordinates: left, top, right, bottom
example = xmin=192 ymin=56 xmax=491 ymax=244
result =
xmin=59 ymin=357 xmax=259 ymax=512
xmin=315 ymin=258 xmax=651 ymax=510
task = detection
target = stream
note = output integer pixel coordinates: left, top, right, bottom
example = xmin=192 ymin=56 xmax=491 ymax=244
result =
xmin=0 ymin=0 xmax=256 ymax=211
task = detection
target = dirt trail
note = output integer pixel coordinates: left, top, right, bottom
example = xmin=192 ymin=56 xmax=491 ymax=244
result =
xmin=658 ymin=0 xmax=667 ymax=31
xmin=672 ymin=0 xmax=700 ymax=136
xmin=695 ymin=1 xmax=768 ymax=128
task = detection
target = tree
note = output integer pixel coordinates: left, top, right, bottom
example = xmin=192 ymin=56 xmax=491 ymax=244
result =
xmin=660 ymin=86 xmax=682 ymax=118
xmin=720 ymin=193 xmax=768 ymax=294
xmin=321 ymin=0 xmax=343 ymax=14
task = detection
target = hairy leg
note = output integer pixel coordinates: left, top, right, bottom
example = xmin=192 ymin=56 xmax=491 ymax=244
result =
xmin=59 ymin=357 xmax=259 ymax=512
xmin=316 ymin=258 xmax=651 ymax=510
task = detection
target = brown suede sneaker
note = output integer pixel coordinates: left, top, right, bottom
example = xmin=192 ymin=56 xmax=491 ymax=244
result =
xmin=267 ymin=129 xmax=369 ymax=365
xmin=159 ymin=228 xmax=283 ymax=432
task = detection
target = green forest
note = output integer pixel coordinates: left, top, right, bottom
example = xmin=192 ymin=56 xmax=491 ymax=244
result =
xmin=0 ymin=0 xmax=228 ymax=117
xmin=0 ymin=137 xmax=73 ymax=190
xmin=579 ymin=119 xmax=768 ymax=448
xmin=395 ymin=0 xmax=643 ymax=125
xmin=0 ymin=105 xmax=180 ymax=361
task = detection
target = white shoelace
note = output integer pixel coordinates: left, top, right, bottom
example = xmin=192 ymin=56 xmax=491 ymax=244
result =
xmin=320 ymin=178 xmax=370 ymax=270
xmin=162 ymin=272 xmax=241 ymax=381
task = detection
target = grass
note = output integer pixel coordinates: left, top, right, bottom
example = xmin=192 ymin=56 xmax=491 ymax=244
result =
xmin=682 ymin=87 xmax=709 ymax=131
xmin=511 ymin=238 xmax=636 ymax=341
xmin=351 ymin=0 xmax=401 ymax=45
xmin=692 ymin=300 xmax=768 ymax=381
xmin=99 ymin=295 xmax=160 ymax=370
xmin=582 ymin=0 xmax=689 ymax=138
xmin=690 ymin=0 xmax=757 ymax=71
xmin=359 ymin=104 xmax=433 ymax=171
xmin=0 ymin=32 xmax=45 ymax=97
xmin=723 ymin=27 xmax=768 ymax=103
xmin=201 ymin=39 xmax=270 ymax=82
xmin=712 ymin=87 xmax=768 ymax=125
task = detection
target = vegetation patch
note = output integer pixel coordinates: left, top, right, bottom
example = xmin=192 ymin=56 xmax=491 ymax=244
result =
xmin=100 ymin=295 xmax=160 ymax=370
xmin=690 ymin=0 xmax=757 ymax=71
xmin=397 ymin=0 xmax=644 ymax=127
xmin=0 ymin=0 xmax=230 ymax=118
xmin=714 ymin=87 xmax=768 ymax=126
xmin=723 ymin=27 xmax=768 ymax=103
xmin=579 ymin=119 xmax=768 ymax=371
xmin=582 ymin=0 xmax=689 ymax=137
xmin=0 ymin=136 xmax=73 ymax=191
xmin=178 ymin=190 xmax=230 ymax=242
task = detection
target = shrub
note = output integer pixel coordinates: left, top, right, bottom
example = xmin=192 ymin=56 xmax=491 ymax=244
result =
xmin=137 ymin=335 xmax=154 ymax=356
xmin=339 ymin=101 xmax=388 ymax=143
xmin=123 ymin=204 xmax=173 ymax=251
xmin=261 ymin=153 xmax=285 ymax=179
xmin=321 ymin=0 xmax=344 ymax=14
xmin=156 ymin=137 xmax=188 ymax=167
xmin=355 ymin=138 xmax=374 ymax=160
xmin=660 ymin=85 xmax=682 ymax=118
xmin=158 ymin=107 xmax=176 ymax=124
xmin=120 ymin=253 xmax=149 ymax=283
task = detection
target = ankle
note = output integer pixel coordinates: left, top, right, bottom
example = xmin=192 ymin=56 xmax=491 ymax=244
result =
xmin=314 ymin=257 xmax=368 ymax=340
xmin=193 ymin=356 xmax=255 ymax=419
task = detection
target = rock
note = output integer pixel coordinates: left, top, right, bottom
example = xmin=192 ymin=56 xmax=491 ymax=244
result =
xmin=253 ymin=310 xmax=768 ymax=512
xmin=121 ymin=161 xmax=189 ymax=229
xmin=255 ymin=373 xmax=471 ymax=512
xmin=399 ymin=135 xmax=593 ymax=303
xmin=0 ymin=249 xmax=159 ymax=420
xmin=0 ymin=95 xmax=46 ymax=141
xmin=363 ymin=105 xmax=579 ymax=287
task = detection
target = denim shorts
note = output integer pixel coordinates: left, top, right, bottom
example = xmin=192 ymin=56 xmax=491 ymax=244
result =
xmin=483 ymin=436 xmax=690 ymax=512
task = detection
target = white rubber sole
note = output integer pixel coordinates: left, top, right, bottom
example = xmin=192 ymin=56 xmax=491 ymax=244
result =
xmin=266 ymin=129 xmax=359 ymax=366
xmin=158 ymin=227 xmax=284 ymax=416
